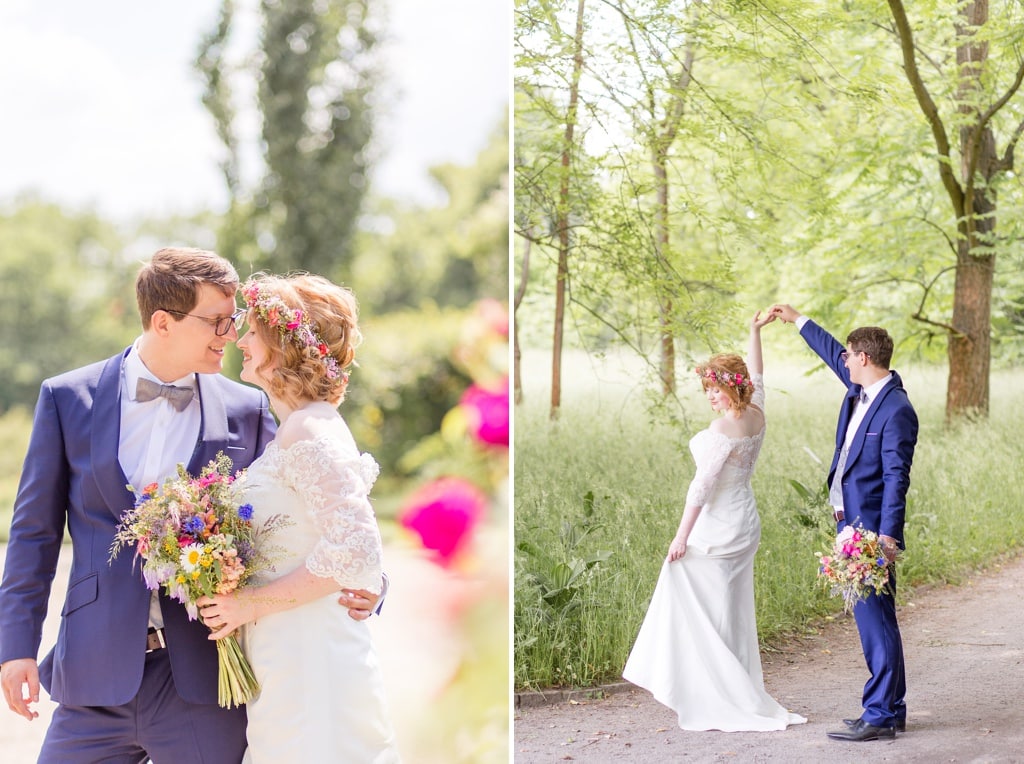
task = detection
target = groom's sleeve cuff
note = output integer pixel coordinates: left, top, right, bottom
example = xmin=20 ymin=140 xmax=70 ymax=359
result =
xmin=375 ymin=572 xmax=389 ymax=616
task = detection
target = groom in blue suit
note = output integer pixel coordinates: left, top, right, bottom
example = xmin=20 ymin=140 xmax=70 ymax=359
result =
xmin=771 ymin=304 xmax=918 ymax=743
xmin=0 ymin=248 xmax=377 ymax=762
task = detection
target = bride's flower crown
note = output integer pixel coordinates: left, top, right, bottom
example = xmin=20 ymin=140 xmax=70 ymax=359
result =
xmin=241 ymin=282 xmax=344 ymax=381
xmin=695 ymin=365 xmax=751 ymax=390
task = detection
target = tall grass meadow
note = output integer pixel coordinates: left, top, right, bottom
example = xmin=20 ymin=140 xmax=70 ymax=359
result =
xmin=514 ymin=349 xmax=1024 ymax=690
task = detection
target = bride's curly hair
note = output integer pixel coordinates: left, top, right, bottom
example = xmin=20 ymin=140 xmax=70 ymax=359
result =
xmin=696 ymin=353 xmax=754 ymax=412
xmin=244 ymin=273 xmax=361 ymax=407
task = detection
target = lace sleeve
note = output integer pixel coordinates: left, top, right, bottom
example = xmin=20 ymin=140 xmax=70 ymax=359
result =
xmin=278 ymin=437 xmax=385 ymax=594
xmin=684 ymin=432 xmax=734 ymax=508
xmin=750 ymin=372 xmax=765 ymax=412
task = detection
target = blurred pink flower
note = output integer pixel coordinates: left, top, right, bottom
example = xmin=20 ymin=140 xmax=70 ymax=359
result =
xmin=399 ymin=477 xmax=488 ymax=567
xmin=460 ymin=379 xmax=509 ymax=447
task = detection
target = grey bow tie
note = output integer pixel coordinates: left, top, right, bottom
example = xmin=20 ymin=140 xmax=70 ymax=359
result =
xmin=136 ymin=378 xmax=194 ymax=411
xmin=859 ymin=390 xmax=869 ymax=405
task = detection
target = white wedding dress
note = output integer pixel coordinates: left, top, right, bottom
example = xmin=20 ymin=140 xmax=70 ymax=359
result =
xmin=623 ymin=374 xmax=806 ymax=731
xmin=239 ymin=425 xmax=400 ymax=762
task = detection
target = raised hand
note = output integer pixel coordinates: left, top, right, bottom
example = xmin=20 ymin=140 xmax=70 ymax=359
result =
xmin=752 ymin=310 xmax=775 ymax=330
xmin=768 ymin=304 xmax=800 ymax=324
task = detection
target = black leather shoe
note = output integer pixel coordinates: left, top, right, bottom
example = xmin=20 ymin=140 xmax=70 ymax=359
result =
xmin=827 ymin=719 xmax=896 ymax=741
xmin=843 ymin=717 xmax=906 ymax=732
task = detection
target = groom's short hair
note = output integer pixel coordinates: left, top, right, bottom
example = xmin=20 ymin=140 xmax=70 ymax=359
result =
xmin=136 ymin=248 xmax=239 ymax=329
xmin=847 ymin=326 xmax=894 ymax=370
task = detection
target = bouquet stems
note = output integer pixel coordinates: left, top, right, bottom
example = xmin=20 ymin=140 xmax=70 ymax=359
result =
xmin=216 ymin=635 xmax=260 ymax=708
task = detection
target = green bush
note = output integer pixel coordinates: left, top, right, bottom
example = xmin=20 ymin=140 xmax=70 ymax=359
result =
xmin=343 ymin=305 xmax=475 ymax=501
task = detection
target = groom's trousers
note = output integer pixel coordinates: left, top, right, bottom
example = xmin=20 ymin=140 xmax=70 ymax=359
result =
xmin=852 ymin=565 xmax=907 ymax=728
xmin=38 ymin=648 xmax=247 ymax=764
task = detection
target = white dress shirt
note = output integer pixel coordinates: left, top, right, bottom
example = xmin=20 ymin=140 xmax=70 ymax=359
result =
xmin=118 ymin=341 xmax=201 ymax=628
xmin=842 ymin=374 xmax=892 ymax=451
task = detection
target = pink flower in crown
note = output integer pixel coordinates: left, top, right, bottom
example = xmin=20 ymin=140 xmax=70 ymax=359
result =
xmin=286 ymin=311 xmax=303 ymax=331
xmin=460 ymin=379 xmax=509 ymax=448
xmin=266 ymin=306 xmax=281 ymax=326
xmin=399 ymin=477 xmax=488 ymax=567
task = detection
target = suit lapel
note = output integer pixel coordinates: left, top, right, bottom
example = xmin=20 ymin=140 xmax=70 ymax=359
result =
xmin=836 ymin=387 xmax=860 ymax=447
xmin=846 ymin=376 xmax=898 ymax=465
xmin=92 ymin=351 xmax=135 ymax=519
xmin=188 ymin=374 xmax=228 ymax=474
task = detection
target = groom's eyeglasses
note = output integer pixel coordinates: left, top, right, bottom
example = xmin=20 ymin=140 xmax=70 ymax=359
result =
xmin=162 ymin=309 xmax=246 ymax=336
xmin=840 ymin=350 xmax=869 ymax=363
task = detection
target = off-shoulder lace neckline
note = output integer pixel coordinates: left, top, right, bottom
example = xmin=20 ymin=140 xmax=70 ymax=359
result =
xmin=264 ymin=433 xmax=361 ymax=459
xmin=697 ymin=426 xmax=765 ymax=444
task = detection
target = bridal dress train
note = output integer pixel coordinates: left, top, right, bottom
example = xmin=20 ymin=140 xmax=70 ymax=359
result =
xmin=240 ymin=425 xmax=400 ymax=763
xmin=623 ymin=374 xmax=806 ymax=732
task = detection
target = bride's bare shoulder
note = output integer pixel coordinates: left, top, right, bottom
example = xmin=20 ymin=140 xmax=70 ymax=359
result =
xmin=276 ymin=404 xmax=354 ymax=451
xmin=709 ymin=410 xmax=763 ymax=440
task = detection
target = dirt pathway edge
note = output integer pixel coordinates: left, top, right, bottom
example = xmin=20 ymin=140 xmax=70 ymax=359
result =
xmin=515 ymin=553 xmax=1024 ymax=763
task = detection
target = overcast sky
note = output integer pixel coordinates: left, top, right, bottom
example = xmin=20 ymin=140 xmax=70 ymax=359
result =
xmin=0 ymin=0 xmax=508 ymax=221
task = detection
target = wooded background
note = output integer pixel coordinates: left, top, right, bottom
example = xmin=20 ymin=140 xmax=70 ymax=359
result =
xmin=514 ymin=0 xmax=1024 ymax=420
xmin=0 ymin=1 xmax=508 ymax=499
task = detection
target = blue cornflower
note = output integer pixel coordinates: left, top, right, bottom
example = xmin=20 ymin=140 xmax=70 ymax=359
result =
xmin=238 ymin=504 xmax=254 ymax=521
xmin=183 ymin=516 xmax=205 ymax=534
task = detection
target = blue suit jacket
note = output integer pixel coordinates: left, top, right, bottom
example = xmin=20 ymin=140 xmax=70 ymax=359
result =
xmin=801 ymin=321 xmax=918 ymax=547
xmin=0 ymin=349 xmax=276 ymax=706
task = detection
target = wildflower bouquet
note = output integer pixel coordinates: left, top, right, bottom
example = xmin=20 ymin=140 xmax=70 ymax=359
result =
xmin=110 ymin=453 xmax=285 ymax=708
xmin=816 ymin=524 xmax=892 ymax=613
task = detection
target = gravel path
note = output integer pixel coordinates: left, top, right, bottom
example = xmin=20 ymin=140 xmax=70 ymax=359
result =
xmin=515 ymin=553 xmax=1024 ymax=763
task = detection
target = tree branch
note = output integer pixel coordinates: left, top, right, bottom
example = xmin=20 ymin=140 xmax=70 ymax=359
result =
xmin=965 ymin=49 xmax=1024 ymax=195
xmin=995 ymin=115 xmax=1024 ymax=173
xmin=886 ymin=0 xmax=965 ymax=220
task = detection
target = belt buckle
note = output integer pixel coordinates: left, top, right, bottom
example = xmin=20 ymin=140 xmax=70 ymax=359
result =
xmin=146 ymin=627 xmax=166 ymax=653
xmin=833 ymin=508 xmax=845 ymax=522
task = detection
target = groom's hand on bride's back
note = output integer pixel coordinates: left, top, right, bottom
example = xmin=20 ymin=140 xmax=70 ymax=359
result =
xmin=338 ymin=573 xmax=389 ymax=620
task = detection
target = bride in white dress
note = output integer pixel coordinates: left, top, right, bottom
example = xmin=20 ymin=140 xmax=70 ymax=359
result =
xmin=623 ymin=311 xmax=806 ymax=732
xmin=198 ymin=273 xmax=399 ymax=762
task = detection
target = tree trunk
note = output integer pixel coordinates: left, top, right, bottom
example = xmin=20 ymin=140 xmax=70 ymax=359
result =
xmin=947 ymin=247 xmax=994 ymax=418
xmin=887 ymin=0 xmax=1015 ymax=420
xmin=647 ymin=13 xmax=696 ymax=397
xmin=514 ymin=233 xmax=531 ymax=406
xmin=551 ymin=0 xmax=587 ymax=420
xmin=652 ymin=151 xmax=675 ymax=395
xmin=947 ymin=0 xmax=994 ymax=418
